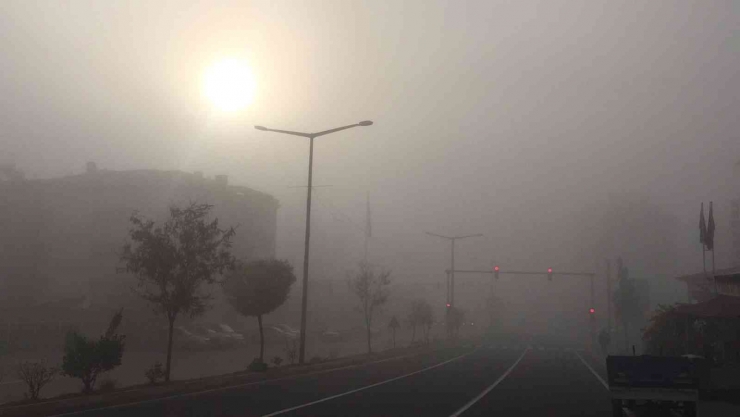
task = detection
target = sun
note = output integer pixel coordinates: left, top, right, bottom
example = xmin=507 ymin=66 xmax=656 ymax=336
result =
xmin=203 ymin=58 xmax=256 ymax=113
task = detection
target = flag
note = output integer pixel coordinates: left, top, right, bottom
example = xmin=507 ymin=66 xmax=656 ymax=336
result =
xmin=706 ymin=201 xmax=715 ymax=251
xmin=365 ymin=193 xmax=372 ymax=238
xmin=699 ymin=202 xmax=707 ymax=246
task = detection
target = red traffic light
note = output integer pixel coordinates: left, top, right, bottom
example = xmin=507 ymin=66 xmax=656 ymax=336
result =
xmin=446 ymin=303 xmax=451 ymax=308
xmin=547 ymin=268 xmax=553 ymax=281
xmin=547 ymin=268 xmax=553 ymax=273
xmin=589 ymin=308 xmax=595 ymax=314
xmin=493 ymin=265 xmax=500 ymax=279
xmin=494 ymin=266 xmax=500 ymax=271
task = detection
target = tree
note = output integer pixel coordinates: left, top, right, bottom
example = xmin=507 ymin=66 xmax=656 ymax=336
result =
xmin=407 ymin=299 xmax=432 ymax=344
xmin=642 ymin=304 xmax=685 ymax=356
xmin=448 ymin=307 xmax=465 ymax=338
xmin=17 ymin=361 xmax=57 ymax=400
xmin=348 ymin=262 xmax=391 ymax=354
xmin=222 ymin=259 xmax=296 ymax=362
xmin=408 ymin=299 xmax=434 ymax=344
xmin=614 ymin=267 xmax=642 ymax=354
xmin=120 ymin=202 xmax=235 ymax=382
xmin=62 ymin=309 xmax=126 ymax=393
xmin=388 ymin=316 xmax=400 ymax=348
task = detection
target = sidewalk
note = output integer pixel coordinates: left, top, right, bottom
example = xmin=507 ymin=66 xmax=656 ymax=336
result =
xmin=0 ymin=340 xmax=457 ymax=417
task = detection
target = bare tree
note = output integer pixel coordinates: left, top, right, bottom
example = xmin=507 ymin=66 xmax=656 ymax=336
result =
xmin=17 ymin=361 xmax=57 ymax=400
xmin=120 ymin=202 xmax=235 ymax=382
xmin=348 ymin=262 xmax=391 ymax=354
xmin=388 ymin=316 xmax=400 ymax=348
xmin=408 ymin=299 xmax=434 ymax=344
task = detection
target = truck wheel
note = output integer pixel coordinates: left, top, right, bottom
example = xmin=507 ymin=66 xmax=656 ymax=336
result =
xmin=683 ymin=401 xmax=696 ymax=417
xmin=611 ymin=400 xmax=623 ymax=417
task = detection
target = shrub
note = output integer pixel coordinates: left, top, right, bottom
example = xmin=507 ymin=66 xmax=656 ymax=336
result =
xmin=248 ymin=358 xmax=268 ymax=372
xmin=145 ymin=361 xmax=166 ymax=385
xmin=62 ymin=309 xmax=125 ymax=394
xmin=17 ymin=361 xmax=57 ymax=400
xmin=271 ymin=356 xmax=283 ymax=367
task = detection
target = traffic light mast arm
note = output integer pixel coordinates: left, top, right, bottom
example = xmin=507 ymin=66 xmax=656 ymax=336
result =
xmin=448 ymin=269 xmax=595 ymax=276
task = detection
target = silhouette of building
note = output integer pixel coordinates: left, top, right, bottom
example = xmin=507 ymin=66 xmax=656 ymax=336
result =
xmin=0 ymin=165 xmax=278 ymax=315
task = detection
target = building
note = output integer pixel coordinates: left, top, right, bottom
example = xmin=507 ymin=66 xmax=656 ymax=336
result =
xmin=0 ymin=165 xmax=278 ymax=323
xmin=675 ymin=267 xmax=740 ymax=303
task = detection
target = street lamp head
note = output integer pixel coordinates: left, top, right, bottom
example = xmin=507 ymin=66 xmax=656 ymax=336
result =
xmin=254 ymin=125 xmax=267 ymax=131
xmin=358 ymin=120 xmax=373 ymax=126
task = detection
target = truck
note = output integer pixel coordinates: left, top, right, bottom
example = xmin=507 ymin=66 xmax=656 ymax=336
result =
xmin=606 ymin=355 xmax=707 ymax=417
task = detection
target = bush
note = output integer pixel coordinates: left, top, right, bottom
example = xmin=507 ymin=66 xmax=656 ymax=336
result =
xmin=62 ymin=309 xmax=125 ymax=394
xmin=98 ymin=378 xmax=117 ymax=393
xmin=271 ymin=356 xmax=283 ymax=367
xmin=248 ymin=358 xmax=268 ymax=372
xmin=17 ymin=361 xmax=57 ymax=400
xmin=145 ymin=361 xmax=166 ymax=385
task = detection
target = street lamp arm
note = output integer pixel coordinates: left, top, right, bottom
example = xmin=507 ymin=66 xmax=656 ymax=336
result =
xmin=312 ymin=123 xmax=363 ymax=138
xmin=453 ymin=234 xmax=484 ymax=240
xmin=253 ymin=127 xmax=312 ymax=138
xmin=425 ymin=232 xmax=452 ymax=240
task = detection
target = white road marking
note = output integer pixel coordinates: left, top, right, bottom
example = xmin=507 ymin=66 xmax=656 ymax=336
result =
xmin=573 ymin=350 xmax=609 ymax=390
xmin=448 ymin=347 xmax=530 ymax=417
xmin=43 ymin=350 xmax=431 ymax=417
xmin=261 ymin=349 xmax=477 ymax=417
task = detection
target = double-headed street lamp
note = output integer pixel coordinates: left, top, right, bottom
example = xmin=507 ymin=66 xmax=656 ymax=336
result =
xmin=425 ymin=232 xmax=483 ymax=308
xmin=255 ymin=121 xmax=373 ymax=364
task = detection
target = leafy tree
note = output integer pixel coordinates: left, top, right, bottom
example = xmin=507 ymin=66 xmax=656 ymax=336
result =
xmin=388 ymin=316 xmax=400 ymax=348
xmin=120 ymin=202 xmax=236 ymax=382
xmin=222 ymin=259 xmax=296 ymax=362
xmin=642 ymin=304 xmax=686 ymax=356
xmin=62 ymin=309 xmax=125 ymax=393
xmin=348 ymin=262 xmax=391 ymax=354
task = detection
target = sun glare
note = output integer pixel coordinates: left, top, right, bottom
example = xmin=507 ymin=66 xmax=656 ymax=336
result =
xmin=203 ymin=58 xmax=256 ymax=113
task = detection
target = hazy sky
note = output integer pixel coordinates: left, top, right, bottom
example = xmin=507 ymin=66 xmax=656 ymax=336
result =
xmin=1 ymin=1 xmax=739 ymax=308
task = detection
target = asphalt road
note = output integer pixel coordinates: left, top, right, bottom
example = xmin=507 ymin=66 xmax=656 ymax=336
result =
xmin=51 ymin=343 xmax=614 ymax=417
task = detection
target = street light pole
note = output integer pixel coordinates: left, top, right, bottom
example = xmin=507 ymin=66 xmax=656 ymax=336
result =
xmin=426 ymin=232 xmax=483 ymax=308
xmin=255 ymin=121 xmax=373 ymax=364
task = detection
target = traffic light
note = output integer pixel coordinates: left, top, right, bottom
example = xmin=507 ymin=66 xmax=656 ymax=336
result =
xmin=589 ymin=307 xmax=595 ymax=316
xmin=446 ymin=303 xmax=451 ymax=308
xmin=547 ymin=268 xmax=553 ymax=281
xmin=493 ymin=265 xmax=500 ymax=280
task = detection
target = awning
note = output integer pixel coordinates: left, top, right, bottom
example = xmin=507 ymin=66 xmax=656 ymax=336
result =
xmin=673 ymin=295 xmax=740 ymax=319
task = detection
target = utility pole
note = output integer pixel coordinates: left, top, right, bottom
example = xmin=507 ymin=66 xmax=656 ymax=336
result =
xmin=606 ymin=259 xmax=612 ymax=331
